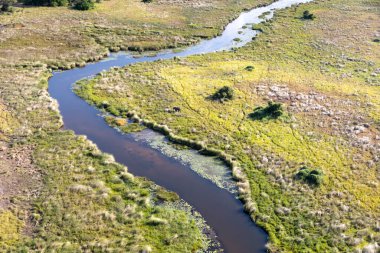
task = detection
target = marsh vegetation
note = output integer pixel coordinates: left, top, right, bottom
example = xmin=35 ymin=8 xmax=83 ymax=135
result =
xmin=0 ymin=0 xmax=280 ymax=251
xmin=0 ymin=0 xmax=379 ymax=252
xmin=74 ymin=0 xmax=380 ymax=251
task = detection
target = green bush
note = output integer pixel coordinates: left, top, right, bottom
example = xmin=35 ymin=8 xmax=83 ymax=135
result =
xmin=211 ymin=86 xmax=234 ymax=101
xmin=245 ymin=65 xmax=255 ymax=72
xmin=73 ymin=0 xmax=94 ymax=10
xmin=303 ymin=10 xmax=315 ymax=20
xmin=295 ymin=166 xmax=323 ymax=186
xmin=249 ymin=101 xmax=283 ymax=120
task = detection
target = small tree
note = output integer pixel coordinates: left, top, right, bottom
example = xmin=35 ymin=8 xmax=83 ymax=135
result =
xmin=303 ymin=10 xmax=315 ymax=20
xmin=211 ymin=86 xmax=234 ymax=101
xmin=0 ymin=0 xmax=16 ymax=12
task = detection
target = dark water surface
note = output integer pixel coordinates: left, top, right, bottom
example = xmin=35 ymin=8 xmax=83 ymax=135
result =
xmin=49 ymin=1 xmax=312 ymax=252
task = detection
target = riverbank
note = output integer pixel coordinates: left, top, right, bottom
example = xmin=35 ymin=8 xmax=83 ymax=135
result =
xmin=0 ymin=0 xmax=277 ymax=251
xmin=75 ymin=0 xmax=380 ymax=252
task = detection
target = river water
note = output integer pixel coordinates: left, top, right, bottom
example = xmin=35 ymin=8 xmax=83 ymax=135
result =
xmin=49 ymin=0 xmax=312 ymax=252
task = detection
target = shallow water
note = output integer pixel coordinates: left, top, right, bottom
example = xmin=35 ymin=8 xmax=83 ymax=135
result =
xmin=49 ymin=0 xmax=312 ymax=252
xmin=132 ymin=130 xmax=238 ymax=195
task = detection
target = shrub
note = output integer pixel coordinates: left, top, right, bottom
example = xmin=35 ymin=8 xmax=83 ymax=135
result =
xmin=245 ymin=66 xmax=255 ymax=72
xmin=211 ymin=86 xmax=234 ymax=101
xmin=142 ymin=0 xmax=152 ymax=2
xmin=73 ymin=0 xmax=94 ymax=10
xmin=249 ymin=101 xmax=283 ymax=120
xmin=295 ymin=166 xmax=323 ymax=186
xmin=303 ymin=10 xmax=315 ymax=20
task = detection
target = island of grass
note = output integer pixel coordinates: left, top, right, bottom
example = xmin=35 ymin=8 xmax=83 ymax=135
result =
xmin=74 ymin=0 xmax=380 ymax=251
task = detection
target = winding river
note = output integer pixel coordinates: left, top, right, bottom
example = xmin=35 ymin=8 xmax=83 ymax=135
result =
xmin=49 ymin=0 xmax=312 ymax=252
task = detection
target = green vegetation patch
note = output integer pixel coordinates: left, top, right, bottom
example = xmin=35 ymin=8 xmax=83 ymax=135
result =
xmin=302 ymin=10 xmax=315 ymax=20
xmin=295 ymin=166 xmax=324 ymax=186
xmin=211 ymin=86 xmax=234 ymax=101
xmin=0 ymin=211 xmax=23 ymax=247
xmin=155 ymin=187 xmax=180 ymax=203
xmin=244 ymin=65 xmax=255 ymax=71
xmin=249 ymin=101 xmax=284 ymax=120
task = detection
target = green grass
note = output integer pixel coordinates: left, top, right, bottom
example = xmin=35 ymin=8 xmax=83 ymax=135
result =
xmin=74 ymin=0 xmax=380 ymax=251
xmin=0 ymin=211 xmax=23 ymax=247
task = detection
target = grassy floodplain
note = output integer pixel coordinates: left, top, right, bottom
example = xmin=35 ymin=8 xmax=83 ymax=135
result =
xmin=0 ymin=65 xmax=213 ymax=253
xmin=0 ymin=0 xmax=281 ymax=251
xmin=75 ymin=0 xmax=380 ymax=252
